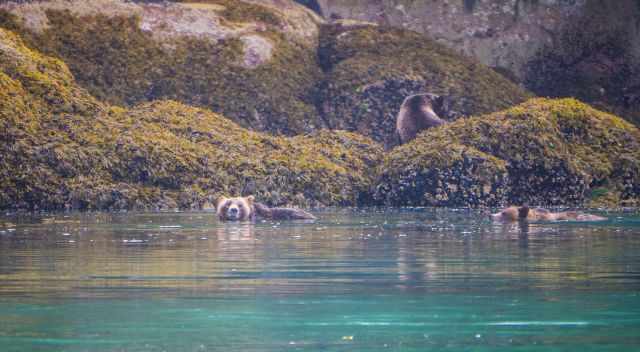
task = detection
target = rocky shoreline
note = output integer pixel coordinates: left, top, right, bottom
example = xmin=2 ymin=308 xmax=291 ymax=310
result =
xmin=0 ymin=0 xmax=638 ymax=210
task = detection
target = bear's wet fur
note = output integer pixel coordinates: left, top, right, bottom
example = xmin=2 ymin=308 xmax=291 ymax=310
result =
xmin=253 ymin=202 xmax=316 ymax=220
xmin=395 ymin=93 xmax=448 ymax=145
xmin=492 ymin=206 xmax=607 ymax=222
xmin=216 ymin=196 xmax=316 ymax=221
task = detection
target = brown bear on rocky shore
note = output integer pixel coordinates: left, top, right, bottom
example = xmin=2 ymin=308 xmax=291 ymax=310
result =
xmin=216 ymin=196 xmax=316 ymax=221
xmin=395 ymin=93 xmax=448 ymax=145
xmin=491 ymin=206 xmax=607 ymax=222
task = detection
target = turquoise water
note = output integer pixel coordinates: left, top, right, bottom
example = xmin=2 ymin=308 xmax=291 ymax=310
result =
xmin=0 ymin=208 xmax=639 ymax=351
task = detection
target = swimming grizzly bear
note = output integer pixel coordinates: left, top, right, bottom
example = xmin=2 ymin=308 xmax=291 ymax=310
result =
xmin=395 ymin=93 xmax=447 ymax=145
xmin=216 ymin=196 xmax=316 ymax=221
xmin=491 ymin=206 xmax=607 ymax=222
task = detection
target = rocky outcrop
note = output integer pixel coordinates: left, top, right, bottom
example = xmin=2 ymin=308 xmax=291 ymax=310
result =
xmin=312 ymin=1 xmax=640 ymax=79
xmin=316 ymin=22 xmax=532 ymax=147
xmin=0 ymin=28 xmax=381 ymax=211
xmin=1 ymin=0 xmax=533 ymax=143
xmin=310 ymin=0 xmax=640 ymax=126
xmin=0 ymin=0 xmax=325 ymax=135
xmin=376 ymin=98 xmax=640 ymax=207
xmin=312 ymin=0 xmax=586 ymax=79
xmin=2 ymin=1 xmax=638 ymax=210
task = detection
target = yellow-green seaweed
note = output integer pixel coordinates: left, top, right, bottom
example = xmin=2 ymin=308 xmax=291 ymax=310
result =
xmin=0 ymin=27 xmax=381 ymax=211
xmin=376 ymin=98 xmax=640 ymax=207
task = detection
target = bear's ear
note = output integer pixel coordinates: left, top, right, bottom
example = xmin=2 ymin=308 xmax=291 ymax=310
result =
xmin=245 ymin=195 xmax=255 ymax=205
xmin=215 ymin=196 xmax=228 ymax=208
xmin=518 ymin=206 xmax=530 ymax=219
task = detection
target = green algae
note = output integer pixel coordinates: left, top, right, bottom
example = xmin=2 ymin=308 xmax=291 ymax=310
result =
xmin=377 ymin=98 xmax=640 ymax=207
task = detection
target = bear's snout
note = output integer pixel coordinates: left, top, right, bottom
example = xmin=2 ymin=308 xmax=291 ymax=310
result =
xmin=227 ymin=205 xmax=240 ymax=219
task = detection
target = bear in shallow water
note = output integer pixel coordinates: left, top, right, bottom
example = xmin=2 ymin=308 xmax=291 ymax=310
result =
xmin=395 ymin=93 xmax=448 ymax=145
xmin=216 ymin=196 xmax=316 ymax=221
xmin=491 ymin=206 xmax=607 ymax=222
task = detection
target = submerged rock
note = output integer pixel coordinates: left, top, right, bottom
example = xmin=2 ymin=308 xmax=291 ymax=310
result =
xmin=376 ymin=98 xmax=640 ymax=207
xmin=0 ymin=28 xmax=381 ymax=211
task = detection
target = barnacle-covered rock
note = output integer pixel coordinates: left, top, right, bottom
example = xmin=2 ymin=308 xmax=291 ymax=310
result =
xmin=376 ymin=98 xmax=640 ymax=207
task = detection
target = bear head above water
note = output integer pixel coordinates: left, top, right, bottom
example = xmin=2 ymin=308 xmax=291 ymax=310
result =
xmin=216 ymin=196 xmax=254 ymax=221
xmin=216 ymin=195 xmax=316 ymax=221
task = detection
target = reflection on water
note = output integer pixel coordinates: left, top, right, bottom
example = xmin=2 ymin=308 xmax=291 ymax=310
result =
xmin=0 ymin=208 xmax=639 ymax=351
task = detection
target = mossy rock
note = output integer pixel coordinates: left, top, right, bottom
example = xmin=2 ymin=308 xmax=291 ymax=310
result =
xmin=524 ymin=3 xmax=640 ymax=127
xmin=376 ymin=98 xmax=640 ymax=207
xmin=0 ymin=0 xmax=324 ymax=135
xmin=316 ymin=23 xmax=533 ymax=147
xmin=0 ymin=27 xmax=381 ymax=211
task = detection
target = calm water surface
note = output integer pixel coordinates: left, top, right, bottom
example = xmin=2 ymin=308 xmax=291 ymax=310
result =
xmin=0 ymin=208 xmax=639 ymax=351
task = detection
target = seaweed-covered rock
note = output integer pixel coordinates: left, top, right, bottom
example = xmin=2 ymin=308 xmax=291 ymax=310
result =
xmin=0 ymin=0 xmax=324 ymax=135
xmin=0 ymin=27 xmax=381 ymax=211
xmin=316 ymin=23 xmax=533 ymax=148
xmin=375 ymin=144 xmax=509 ymax=207
xmin=376 ymin=98 xmax=640 ymax=207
